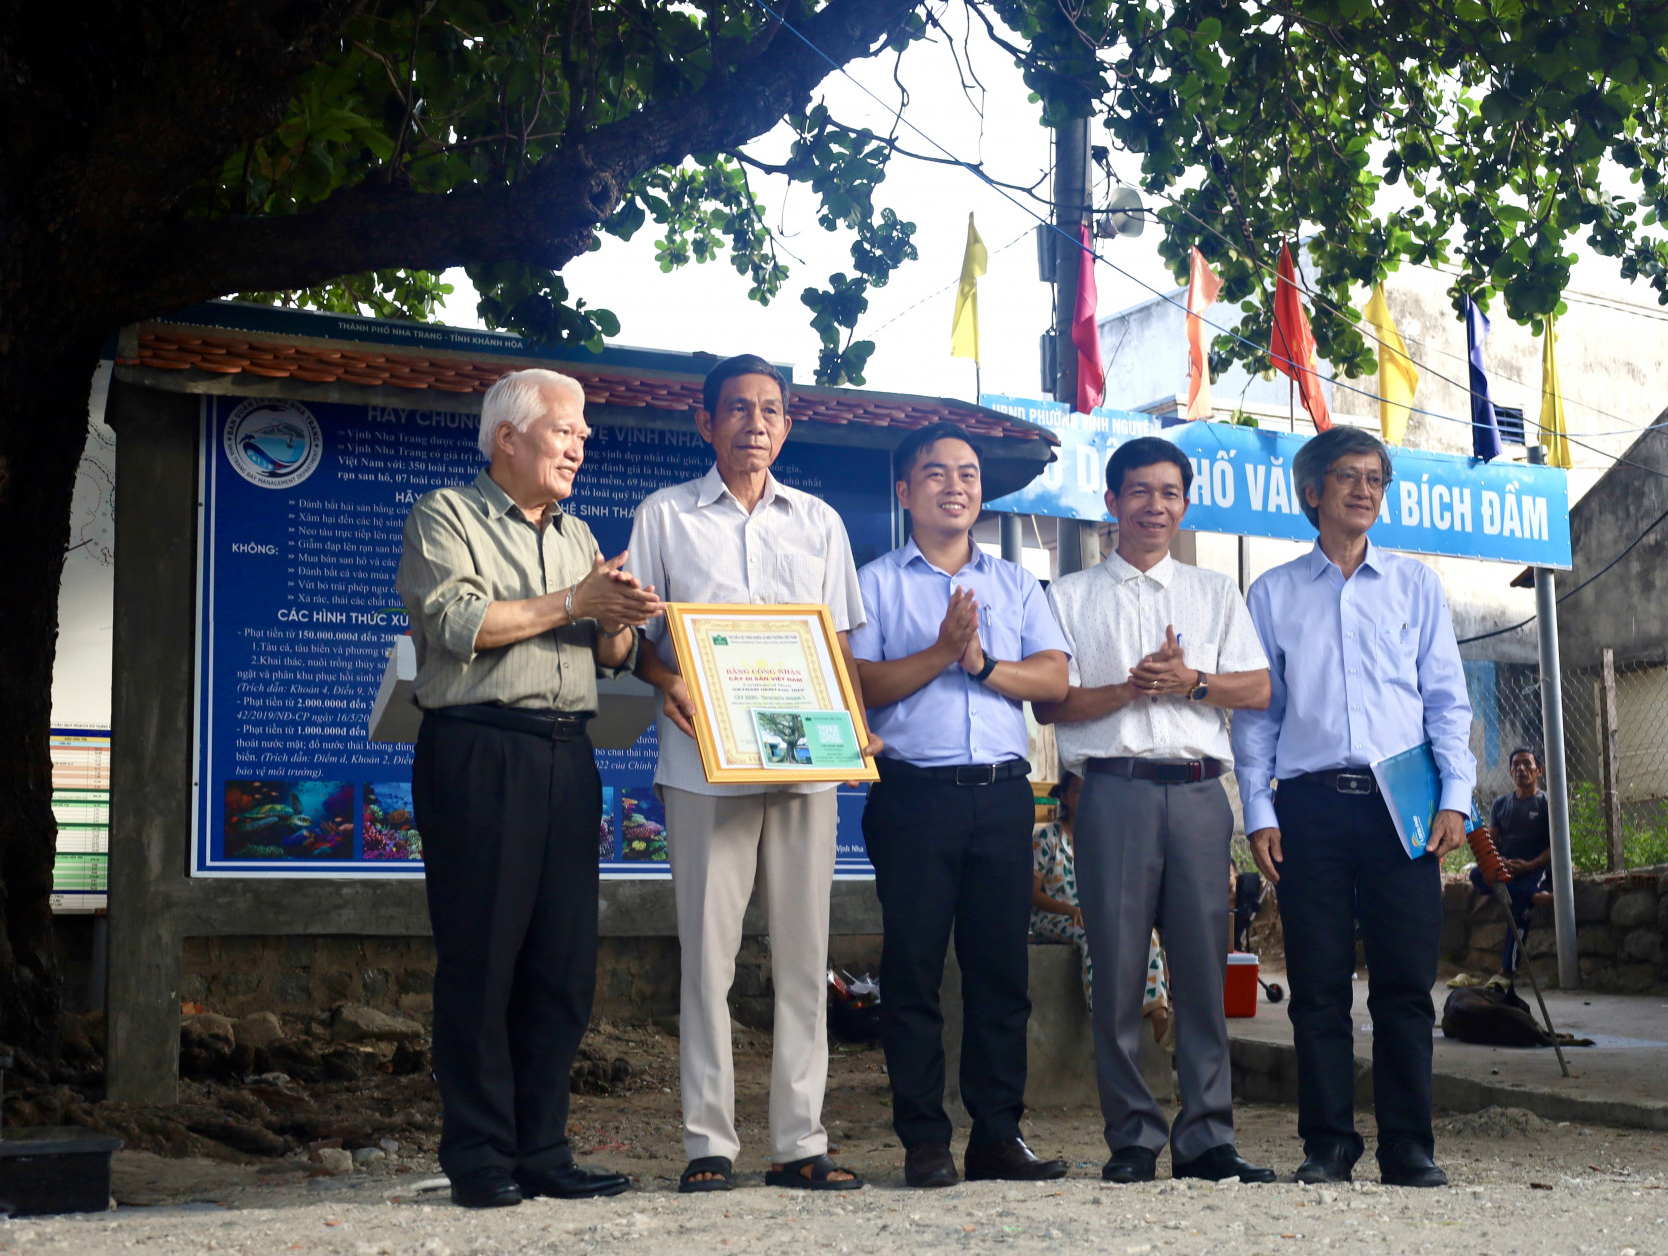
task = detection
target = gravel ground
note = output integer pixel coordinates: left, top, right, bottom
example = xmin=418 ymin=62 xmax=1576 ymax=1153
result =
xmin=7 ymin=1028 xmax=1668 ymax=1253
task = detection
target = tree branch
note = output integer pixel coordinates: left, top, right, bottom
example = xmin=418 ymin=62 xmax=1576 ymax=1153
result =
xmin=115 ymin=0 xmax=919 ymax=323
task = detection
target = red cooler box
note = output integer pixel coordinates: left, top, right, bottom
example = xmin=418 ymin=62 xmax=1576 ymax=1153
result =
xmin=1225 ymin=952 xmax=1259 ymax=1018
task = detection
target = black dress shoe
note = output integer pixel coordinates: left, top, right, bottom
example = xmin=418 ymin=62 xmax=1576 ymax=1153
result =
xmin=904 ymin=1143 xmax=958 ymax=1189
xmin=965 ymin=1137 xmax=1069 ymax=1182
xmin=1101 ymin=1146 xmax=1157 ymax=1184
xmin=1172 ymin=1144 xmax=1276 ymax=1184
xmin=1294 ymin=1145 xmax=1356 ymax=1184
xmin=1379 ymin=1146 xmax=1448 ymax=1188
xmin=516 ymin=1162 xmax=632 ymax=1199
xmin=450 ymin=1167 xmax=522 ymax=1208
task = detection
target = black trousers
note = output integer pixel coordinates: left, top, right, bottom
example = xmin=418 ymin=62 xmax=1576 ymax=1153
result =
xmin=412 ymin=714 xmax=602 ymax=1179
xmin=862 ymin=771 xmax=1034 ymax=1149
xmin=1274 ymin=776 xmax=1443 ymax=1164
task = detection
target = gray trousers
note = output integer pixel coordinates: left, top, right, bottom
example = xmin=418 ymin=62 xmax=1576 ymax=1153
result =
xmin=1074 ymin=771 xmax=1235 ymax=1161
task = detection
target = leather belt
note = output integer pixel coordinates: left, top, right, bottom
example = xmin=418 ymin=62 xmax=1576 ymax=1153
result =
xmin=427 ymin=703 xmax=592 ymax=741
xmin=876 ymin=758 xmax=1032 ymax=787
xmin=1293 ymin=768 xmax=1379 ymax=795
xmin=1085 ymin=756 xmax=1225 ymax=784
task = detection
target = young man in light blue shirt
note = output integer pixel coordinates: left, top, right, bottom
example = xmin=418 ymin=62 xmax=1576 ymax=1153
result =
xmin=1232 ymin=424 xmax=1475 ymax=1189
xmin=850 ymin=422 xmax=1071 ymax=1189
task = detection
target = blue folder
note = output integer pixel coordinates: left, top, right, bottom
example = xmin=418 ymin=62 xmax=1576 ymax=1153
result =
xmin=1371 ymin=742 xmax=1484 ymax=858
xmin=1371 ymin=742 xmax=1443 ymax=859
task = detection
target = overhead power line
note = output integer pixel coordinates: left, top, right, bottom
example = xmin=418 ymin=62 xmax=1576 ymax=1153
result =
xmin=739 ymin=0 xmax=1668 ymax=490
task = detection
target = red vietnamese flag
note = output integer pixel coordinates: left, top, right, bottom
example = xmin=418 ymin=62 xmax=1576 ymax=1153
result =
xmin=1071 ymin=222 xmax=1104 ymax=414
xmin=1270 ymin=242 xmax=1332 ymax=431
xmin=1185 ymin=247 xmax=1222 ymax=421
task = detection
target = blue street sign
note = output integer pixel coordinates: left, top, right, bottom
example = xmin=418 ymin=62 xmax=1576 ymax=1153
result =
xmin=983 ymin=396 xmax=1571 ymax=569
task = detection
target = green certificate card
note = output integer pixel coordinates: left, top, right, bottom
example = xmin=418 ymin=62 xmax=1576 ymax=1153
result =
xmin=751 ymin=709 xmax=863 ymax=771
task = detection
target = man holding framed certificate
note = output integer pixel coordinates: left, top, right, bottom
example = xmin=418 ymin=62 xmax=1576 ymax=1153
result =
xmin=627 ymin=354 xmax=879 ymax=1193
xmin=850 ymin=422 xmax=1072 ymax=1189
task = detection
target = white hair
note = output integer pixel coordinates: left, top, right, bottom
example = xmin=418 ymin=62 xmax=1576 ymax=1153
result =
xmin=478 ymin=368 xmax=587 ymax=461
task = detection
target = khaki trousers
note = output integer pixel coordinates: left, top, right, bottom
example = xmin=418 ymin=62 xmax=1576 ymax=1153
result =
xmin=663 ymin=787 xmax=837 ymax=1163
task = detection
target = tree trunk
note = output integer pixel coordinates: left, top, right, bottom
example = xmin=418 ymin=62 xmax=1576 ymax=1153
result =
xmin=0 ymin=329 xmax=104 ymax=1054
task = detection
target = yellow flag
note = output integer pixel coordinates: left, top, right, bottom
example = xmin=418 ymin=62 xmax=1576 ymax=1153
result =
xmin=1362 ymin=284 xmax=1419 ymax=444
xmin=1540 ymin=314 xmax=1572 ymax=469
xmin=950 ymin=213 xmax=987 ymax=362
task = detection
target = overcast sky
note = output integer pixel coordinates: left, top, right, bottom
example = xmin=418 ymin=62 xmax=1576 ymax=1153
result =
xmin=438 ymin=14 xmax=1664 ymax=411
xmin=439 ymin=7 xmax=1180 ymax=403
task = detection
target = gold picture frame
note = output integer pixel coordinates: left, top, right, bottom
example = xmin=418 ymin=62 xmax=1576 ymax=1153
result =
xmin=664 ymin=602 xmax=879 ymax=784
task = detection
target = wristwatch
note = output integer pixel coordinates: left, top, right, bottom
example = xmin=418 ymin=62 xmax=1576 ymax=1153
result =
xmin=1188 ymin=670 xmax=1209 ymax=702
xmin=973 ymin=654 xmax=999 ymax=684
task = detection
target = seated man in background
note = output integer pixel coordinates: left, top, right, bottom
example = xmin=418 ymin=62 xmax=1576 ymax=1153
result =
xmin=1470 ymin=747 xmax=1553 ymax=985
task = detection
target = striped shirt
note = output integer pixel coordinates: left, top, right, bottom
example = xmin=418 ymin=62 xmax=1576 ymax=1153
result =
xmin=626 ymin=464 xmax=865 ymax=796
xmin=396 ymin=469 xmax=624 ymax=713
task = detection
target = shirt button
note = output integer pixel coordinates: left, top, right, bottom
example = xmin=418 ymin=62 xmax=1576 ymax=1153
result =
xmin=1345 ymin=632 xmax=1354 ymax=639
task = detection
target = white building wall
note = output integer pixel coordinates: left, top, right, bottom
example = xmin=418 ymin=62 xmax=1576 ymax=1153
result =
xmin=1093 ymin=263 xmax=1668 ymax=661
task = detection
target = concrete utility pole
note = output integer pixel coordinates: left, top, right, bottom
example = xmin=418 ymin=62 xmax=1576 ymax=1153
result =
xmin=1528 ymin=443 xmax=1579 ymax=989
xmin=1000 ymin=512 xmax=1024 ymax=564
xmin=1052 ymin=116 xmax=1100 ymax=577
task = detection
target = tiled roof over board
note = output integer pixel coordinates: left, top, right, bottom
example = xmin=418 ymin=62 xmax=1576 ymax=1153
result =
xmin=120 ymin=324 xmax=1051 ymax=444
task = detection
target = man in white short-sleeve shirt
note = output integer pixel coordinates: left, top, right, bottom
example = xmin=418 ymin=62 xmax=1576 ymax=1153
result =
xmin=627 ymin=354 xmax=878 ymax=1194
xmin=1037 ymin=436 xmax=1271 ymax=1187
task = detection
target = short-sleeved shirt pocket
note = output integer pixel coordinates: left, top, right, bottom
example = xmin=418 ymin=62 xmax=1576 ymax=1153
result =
xmin=773 ymin=541 xmax=827 ymax=601
xmin=1182 ymin=638 xmax=1221 ymax=676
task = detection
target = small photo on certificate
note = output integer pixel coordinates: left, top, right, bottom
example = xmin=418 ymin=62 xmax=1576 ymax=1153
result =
xmin=751 ymin=709 xmax=864 ymax=771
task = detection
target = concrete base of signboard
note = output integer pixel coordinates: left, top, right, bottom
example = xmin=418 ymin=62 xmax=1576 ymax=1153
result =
xmin=938 ymin=943 xmax=1120 ymax=1126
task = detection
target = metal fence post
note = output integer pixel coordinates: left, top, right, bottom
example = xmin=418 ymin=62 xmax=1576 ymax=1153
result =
xmin=1599 ymin=647 xmax=1624 ymax=872
xmin=1529 ymin=444 xmax=1579 ymax=989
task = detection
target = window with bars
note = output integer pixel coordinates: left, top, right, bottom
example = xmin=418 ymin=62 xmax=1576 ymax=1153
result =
xmin=1494 ymin=404 xmax=1527 ymax=446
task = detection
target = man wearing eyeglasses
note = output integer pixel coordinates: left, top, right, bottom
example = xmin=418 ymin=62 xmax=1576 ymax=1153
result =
xmin=1231 ymin=425 xmax=1475 ymax=1189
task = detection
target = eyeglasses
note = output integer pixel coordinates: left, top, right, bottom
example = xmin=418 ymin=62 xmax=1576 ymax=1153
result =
xmin=1326 ymin=467 xmax=1390 ymax=493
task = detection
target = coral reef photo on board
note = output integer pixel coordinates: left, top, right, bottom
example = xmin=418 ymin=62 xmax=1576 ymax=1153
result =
xmin=222 ymin=779 xmax=354 ymax=859
xmin=620 ymin=790 xmax=666 ymax=862
xmin=363 ymin=781 xmax=422 ymax=860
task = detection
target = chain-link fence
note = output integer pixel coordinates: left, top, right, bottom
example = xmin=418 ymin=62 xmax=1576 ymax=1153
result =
xmin=1464 ymin=651 xmax=1668 ymax=872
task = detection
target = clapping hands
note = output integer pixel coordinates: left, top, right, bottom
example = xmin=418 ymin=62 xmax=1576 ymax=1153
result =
xmin=1128 ymin=625 xmax=1197 ymax=698
xmin=571 ymin=550 xmax=664 ymax=635
xmin=936 ymin=586 xmax=985 ymax=672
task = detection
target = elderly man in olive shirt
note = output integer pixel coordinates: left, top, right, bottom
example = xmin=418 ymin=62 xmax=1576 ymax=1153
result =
xmin=397 ymin=368 xmax=662 ymax=1209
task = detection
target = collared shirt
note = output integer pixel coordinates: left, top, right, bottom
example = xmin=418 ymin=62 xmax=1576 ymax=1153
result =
xmin=1046 ymin=551 xmax=1268 ymax=774
xmin=626 ymin=464 xmax=865 ymax=796
xmin=396 ymin=469 xmax=630 ymax=713
xmin=1231 ymin=540 xmax=1476 ymax=834
xmin=849 ymin=539 xmax=1070 ymax=768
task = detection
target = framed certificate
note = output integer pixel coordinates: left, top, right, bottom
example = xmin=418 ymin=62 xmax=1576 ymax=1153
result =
xmin=664 ymin=603 xmax=880 ymax=784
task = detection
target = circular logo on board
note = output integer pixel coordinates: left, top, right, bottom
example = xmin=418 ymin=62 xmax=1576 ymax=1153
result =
xmin=223 ymin=399 xmax=323 ymax=489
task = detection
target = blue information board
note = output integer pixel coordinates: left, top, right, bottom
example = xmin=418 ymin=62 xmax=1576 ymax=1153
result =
xmin=983 ymin=395 xmax=1571 ymax=569
xmin=192 ymin=395 xmax=890 ymax=877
